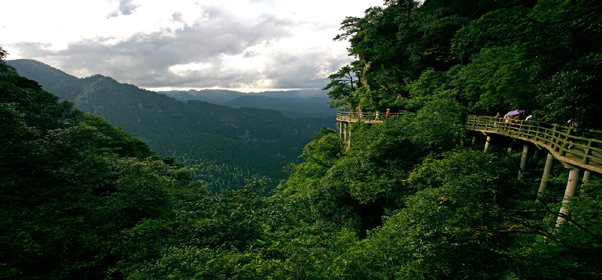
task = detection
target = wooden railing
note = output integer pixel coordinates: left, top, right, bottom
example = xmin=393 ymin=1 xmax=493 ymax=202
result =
xmin=336 ymin=110 xmax=405 ymax=122
xmin=467 ymin=115 xmax=602 ymax=172
xmin=336 ymin=111 xmax=602 ymax=173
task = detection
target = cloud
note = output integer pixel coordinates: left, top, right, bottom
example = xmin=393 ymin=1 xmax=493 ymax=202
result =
xmin=118 ymin=0 xmax=139 ymax=15
xmin=3 ymin=0 xmax=383 ymax=91
xmin=108 ymin=0 xmax=140 ymax=17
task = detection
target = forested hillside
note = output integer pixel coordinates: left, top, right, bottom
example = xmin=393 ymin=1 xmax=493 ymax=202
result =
xmin=7 ymin=59 xmax=314 ymax=192
xmin=161 ymin=89 xmax=337 ymax=131
xmin=160 ymin=89 xmax=245 ymax=104
xmin=2 ymin=0 xmax=602 ymax=279
xmin=325 ymin=0 xmax=602 ymax=129
xmin=224 ymin=95 xmax=337 ymax=130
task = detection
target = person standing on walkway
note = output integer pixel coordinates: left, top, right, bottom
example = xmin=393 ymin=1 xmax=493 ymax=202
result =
xmin=375 ymin=110 xmax=380 ymax=120
xmin=386 ymin=108 xmax=390 ymax=117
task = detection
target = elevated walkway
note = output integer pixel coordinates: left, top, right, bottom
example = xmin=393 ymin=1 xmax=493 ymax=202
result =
xmin=337 ymin=110 xmax=602 ymax=230
xmin=467 ymin=115 xmax=602 ymax=174
xmin=337 ymin=111 xmax=602 ymax=175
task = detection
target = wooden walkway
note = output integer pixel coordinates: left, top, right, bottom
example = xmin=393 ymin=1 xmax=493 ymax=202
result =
xmin=466 ymin=115 xmax=602 ymax=174
xmin=336 ymin=111 xmax=401 ymax=123
xmin=336 ymin=112 xmax=602 ymax=174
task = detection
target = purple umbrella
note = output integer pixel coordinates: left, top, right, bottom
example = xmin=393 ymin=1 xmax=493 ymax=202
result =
xmin=505 ymin=109 xmax=525 ymax=116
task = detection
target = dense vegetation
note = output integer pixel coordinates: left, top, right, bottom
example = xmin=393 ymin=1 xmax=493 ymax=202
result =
xmin=325 ymin=0 xmax=602 ymax=129
xmin=2 ymin=0 xmax=602 ymax=279
xmin=7 ymin=59 xmax=314 ymax=192
xmin=223 ymin=95 xmax=337 ymax=131
xmin=160 ymin=89 xmax=338 ymax=131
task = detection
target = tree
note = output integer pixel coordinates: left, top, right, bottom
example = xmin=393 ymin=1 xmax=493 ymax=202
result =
xmin=323 ymin=64 xmax=359 ymax=108
xmin=0 ymin=55 xmax=197 ymax=279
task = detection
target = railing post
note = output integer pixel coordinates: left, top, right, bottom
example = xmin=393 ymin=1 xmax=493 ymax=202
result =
xmin=561 ymin=127 xmax=569 ymax=157
xmin=552 ymin=124 xmax=558 ymax=152
xmin=582 ymin=140 xmax=592 ymax=164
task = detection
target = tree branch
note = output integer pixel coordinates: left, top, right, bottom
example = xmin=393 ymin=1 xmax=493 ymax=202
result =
xmin=537 ymin=199 xmax=602 ymax=244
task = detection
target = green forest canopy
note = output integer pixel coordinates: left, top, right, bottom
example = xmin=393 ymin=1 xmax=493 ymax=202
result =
xmin=2 ymin=0 xmax=602 ymax=278
xmin=5 ymin=58 xmax=315 ymax=193
xmin=325 ymin=0 xmax=602 ymax=129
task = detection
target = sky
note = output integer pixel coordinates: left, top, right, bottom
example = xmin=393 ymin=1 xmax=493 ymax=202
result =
xmin=1 ymin=0 xmax=384 ymax=92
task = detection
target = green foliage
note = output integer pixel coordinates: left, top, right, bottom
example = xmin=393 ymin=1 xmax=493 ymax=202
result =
xmin=0 ymin=59 xmax=197 ymax=279
xmin=3 ymin=0 xmax=602 ymax=277
xmin=77 ymin=112 xmax=154 ymax=158
xmin=323 ymin=65 xmax=359 ymax=108
xmin=328 ymin=0 xmax=602 ymax=129
xmin=7 ymin=59 xmax=314 ymax=191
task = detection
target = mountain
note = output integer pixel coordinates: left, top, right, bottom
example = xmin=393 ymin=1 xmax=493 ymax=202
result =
xmin=7 ymin=59 xmax=314 ymax=192
xmin=159 ymin=88 xmax=337 ymax=130
xmin=224 ymin=95 xmax=338 ymax=130
xmin=250 ymin=89 xmax=327 ymax=99
xmin=160 ymin=89 xmax=245 ymax=104
xmin=5 ymin=59 xmax=83 ymax=100
xmin=159 ymin=89 xmax=327 ymax=104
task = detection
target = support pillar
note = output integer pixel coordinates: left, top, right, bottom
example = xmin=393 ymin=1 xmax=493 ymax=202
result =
xmin=554 ymin=168 xmax=580 ymax=232
xmin=580 ymin=170 xmax=591 ymax=197
xmin=343 ymin=123 xmax=347 ymax=142
xmin=518 ymin=142 xmax=529 ymax=179
xmin=532 ymin=148 xmax=540 ymax=162
xmin=347 ymin=128 xmax=352 ymax=150
xmin=536 ymin=152 xmax=555 ymax=201
xmin=484 ymin=135 xmax=491 ymax=153
xmin=339 ymin=122 xmax=343 ymax=138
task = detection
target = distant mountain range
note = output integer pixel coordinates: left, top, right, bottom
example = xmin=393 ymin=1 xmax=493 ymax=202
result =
xmin=159 ymin=89 xmax=337 ymax=131
xmin=7 ymin=59 xmax=321 ymax=192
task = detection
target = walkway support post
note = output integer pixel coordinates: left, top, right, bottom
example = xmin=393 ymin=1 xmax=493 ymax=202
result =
xmin=484 ymin=135 xmax=491 ymax=153
xmin=343 ymin=123 xmax=347 ymax=143
xmin=519 ymin=142 xmax=529 ymax=179
xmin=554 ymin=168 xmax=581 ymax=233
xmin=537 ymin=152 xmax=555 ymax=201
xmin=581 ymin=170 xmax=591 ymax=196
xmin=533 ymin=147 xmax=540 ymax=162
xmin=347 ymin=128 xmax=352 ymax=150
xmin=339 ymin=122 xmax=343 ymax=139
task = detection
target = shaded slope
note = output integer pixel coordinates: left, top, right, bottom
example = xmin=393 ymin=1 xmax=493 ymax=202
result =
xmin=224 ymin=95 xmax=338 ymax=130
xmin=7 ymin=59 xmax=313 ymax=190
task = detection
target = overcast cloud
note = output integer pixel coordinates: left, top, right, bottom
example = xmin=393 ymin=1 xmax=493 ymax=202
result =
xmin=1 ymin=0 xmax=383 ymax=92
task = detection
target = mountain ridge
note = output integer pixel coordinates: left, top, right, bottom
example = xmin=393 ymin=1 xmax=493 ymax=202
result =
xmin=7 ymin=58 xmax=314 ymax=191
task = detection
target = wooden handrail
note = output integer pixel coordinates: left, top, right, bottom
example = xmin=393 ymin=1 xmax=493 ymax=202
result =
xmin=466 ymin=115 xmax=602 ymax=174
xmin=336 ymin=111 xmax=602 ymax=174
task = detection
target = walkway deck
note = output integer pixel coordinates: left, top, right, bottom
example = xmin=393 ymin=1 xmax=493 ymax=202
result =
xmin=467 ymin=115 xmax=602 ymax=174
xmin=336 ymin=112 xmax=602 ymax=174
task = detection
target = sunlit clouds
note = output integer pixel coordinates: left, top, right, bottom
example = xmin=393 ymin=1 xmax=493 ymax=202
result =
xmin=1 ymin=0 xmax=383 ymax=92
